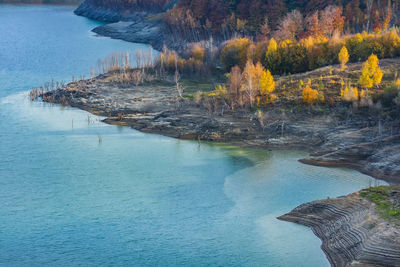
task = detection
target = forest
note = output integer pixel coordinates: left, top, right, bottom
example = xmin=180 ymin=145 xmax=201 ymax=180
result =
xmin=164 ymin=0 xmax=398 ymax=41
xmin=70 ymin=0 xmax=400 ymax=112
xmin=81 ymin=0 xmax=400 ymax=41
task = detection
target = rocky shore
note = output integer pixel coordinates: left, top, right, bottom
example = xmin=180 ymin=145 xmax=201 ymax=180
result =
xmin=91 ymin=18 xmax=168 ymax=51
xmin=74 ymin=1 xmax=157 ymax=22
xmin=37 ymin=63 xmax=400 ymax=267
xmin=301 ymin=134 xmax=400 ymax=184
xmin=38 ymin=5 xmax=400 ymax=260
xmin=40 ymin=73 xmax=400 ymax=265
xmin=279 ymin=188 xmax=400 ymax=266
xmin=74 ymin=1 xmax=181 ymax=51
xmin=38 ymin=67 xmax=400 ymax=185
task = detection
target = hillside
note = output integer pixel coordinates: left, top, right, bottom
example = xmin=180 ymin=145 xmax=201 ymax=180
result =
xmin=75 ymin=0 xmax=400 ymax=41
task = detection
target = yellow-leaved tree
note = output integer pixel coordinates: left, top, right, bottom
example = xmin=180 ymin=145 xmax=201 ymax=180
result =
xmin=338 ymin=46 xmax=349 ymax=70
xmin=302 ymin=85 xmax=321 ymax=104
xmin=243 ymin=61 xmax=264 ymax=107
xmin=359 ymin=54 xmax=383 ymax=89
xmin=242 ymin=60 xmax=276 ymax=106
xmin=267 ymin=38 xmax=278 ymax=54
xmin=260 ymin=70 xmax=275 ymax=95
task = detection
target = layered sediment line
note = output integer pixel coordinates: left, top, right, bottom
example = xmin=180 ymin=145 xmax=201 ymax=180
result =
xmin=74 ymin=1 xmax=177 ymax=51
xmin=278 ymin=194 xmax=400 ymax=267
xmin=91 ymin=19 xmax=166 ymax=51
xmin=301 ymin=135 xmax=400 ymax=184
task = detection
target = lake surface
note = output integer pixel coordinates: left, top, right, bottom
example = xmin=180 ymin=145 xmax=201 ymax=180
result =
xmin=0 ymin=5 xmax=385 ymax=266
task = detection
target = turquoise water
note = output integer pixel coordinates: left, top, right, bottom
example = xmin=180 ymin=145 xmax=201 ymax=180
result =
xmin=0 ymin=5 xmax=385 ymax=266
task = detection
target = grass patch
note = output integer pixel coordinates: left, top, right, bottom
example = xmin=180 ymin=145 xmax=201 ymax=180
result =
xmin=181 ymin=78 xmax=216 ymax=94
xmin=360 ymin=185 xmax=400 ymax=222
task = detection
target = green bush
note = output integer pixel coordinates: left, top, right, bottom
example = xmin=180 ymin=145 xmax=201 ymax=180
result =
xmin=380 ymin=84 xmax=400 ymax=107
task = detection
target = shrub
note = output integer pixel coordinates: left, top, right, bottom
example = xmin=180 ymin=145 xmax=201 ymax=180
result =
xmin=380 ymin=84 xmax=400 ymax=107
xmin=190 ymin=44 xmax=205 ymax=61
xmin=302 ymin=85 xmax=320 ymax=104
xmin=220 ymin=38 xmax=252 ymax=71
xmin=341 ymin=86 xmax=359 ymax=102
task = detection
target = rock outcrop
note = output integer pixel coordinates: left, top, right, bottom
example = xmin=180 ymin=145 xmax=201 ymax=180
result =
xmin=278 ymin=193 xmax=400 ymax=267
xmin=74 ymin=1 xmax=163 ymax=22
xmin=74 ymin=1 xmax=182 ymax=51
xmin=91 ymin=19 xmax=167 ymax=51
xmin=301 ymin=135 xmax=400 ymax=184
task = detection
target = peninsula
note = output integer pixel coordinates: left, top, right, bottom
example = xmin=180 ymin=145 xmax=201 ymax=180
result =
xmin=31 ymin=0 xmax=400 ymax=265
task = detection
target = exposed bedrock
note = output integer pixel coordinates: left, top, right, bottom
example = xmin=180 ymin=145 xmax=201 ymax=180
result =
xmin=278 ymin=194 xmax=400 ymax=267
xmin=301 ymin=135 xmax=400 ymax=184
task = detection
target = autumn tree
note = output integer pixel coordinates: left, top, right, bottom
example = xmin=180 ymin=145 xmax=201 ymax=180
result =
xmin=320 ymin=5 xmax=345 ymax=36
xmin=274 ymin=10 xmax=304 ymax=41
xmin=341 ymin=86 xmax=359 ymax=102
xmin=243 ymin=60 xmax=262 ymax=107
xmin=227 ymin=65 xmax=243 ymax=107
xmin=338 ymin=46 xmax=349 ymax=70
xmin=382 ymin=0 xmax=392 ymax=31
xmin=305 ymin=11 xmax=322 ymax=38
xmin=220 ymin=38 xmax=252 ymax=71
xmin=302 ymin=85 xmax=321 ymax=104
xmin=359 ymin=54 xmax=383 ymax=89
xmin=241 ymin=60 xmax=275 ymax=107
xmin=190 ymin=44 xmax=205 ymax=61
xmin=260 ymin=69 xmax=275 ymax=95
xmin=264 ymin=38 xmax=278 ymax=71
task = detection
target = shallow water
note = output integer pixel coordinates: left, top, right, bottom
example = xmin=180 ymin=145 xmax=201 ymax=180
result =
xmin=0 ymin=5 xmax=385 ymax=266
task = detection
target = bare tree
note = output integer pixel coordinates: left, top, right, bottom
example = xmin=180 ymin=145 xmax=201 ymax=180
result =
xmin=256 ymin=110 xmax=267 ymax=132
xmin=228 ymin=65 xmax=243 ymax=109
xmin=174 ymin=57 xmax=183 ymax=98
xmin=366 ymin=0 xmax=374 ymax=32
xmin=274 ymin=10 xmax=304 ymax=41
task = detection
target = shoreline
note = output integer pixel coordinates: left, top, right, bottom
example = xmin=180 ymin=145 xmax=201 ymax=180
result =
xmin=70 ymin=2 xmax=400 ymax=184
xmin=37 ymin=80 xmax=400 ymax=266
xmin=278 ymin=188 xmax=400 ymax=267
xmin=37 ymin=4 xmax=400 ymax=264
xmin=36 ymin=67 xmax=400 ymax=185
